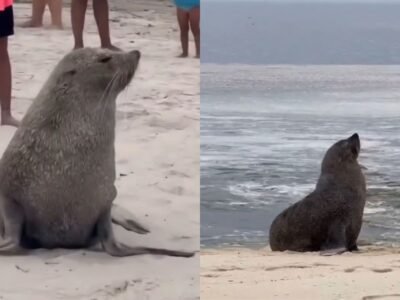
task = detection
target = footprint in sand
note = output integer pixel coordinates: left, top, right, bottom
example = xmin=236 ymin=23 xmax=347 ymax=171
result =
xmin=202 ymin=273 xmax=219 ymax=278
xmin=171 ymin=235 xmax=193 ymax=241
xmin=312 ymin=263 xmax=333 ymax=267
xmin=146 ymin=116 xmax=191 ymax=131
xmin=167 ymin=170 xmax=190 ymax=178
xmin=156 ymin=184 xmax=185 ymax=196
xmin=344 ymin=267 xmax=358 ymax=273
xmin=264 ymin=265 xmax=311 ymax=271
xmin=156 ymin=100 xmax=179 ymax=109
xmin=343 ymin=267 xmax=392 ymax=273
xmin=370 ymin=268 xmax=392 ymax=273
xmin=214 ymin=266 xmax=243 ymax=272
xmin=145 ymin=281 xmax=159 ymax=292
xmin=362 ymin=294 xmax=400 ymax=300
xmin=116 ymin=109 xmax=150 ymax=120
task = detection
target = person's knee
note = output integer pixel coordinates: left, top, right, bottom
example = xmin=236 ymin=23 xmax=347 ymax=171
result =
xmin=72 ymin=0 xmax=88 ymax=5
xmin=180 ymin=26 xmax=189 ymax=35
xmin=179 ymin=20 xmax=189 ymax=34
xmin=191 ymin=26 xmax=200 ymax=36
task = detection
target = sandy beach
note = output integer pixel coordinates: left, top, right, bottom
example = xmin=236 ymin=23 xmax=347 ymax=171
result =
xmin=201 ymin=247 xmax=400 ymax=300
xmin=0 ymin=2 xmax=199 ymax=299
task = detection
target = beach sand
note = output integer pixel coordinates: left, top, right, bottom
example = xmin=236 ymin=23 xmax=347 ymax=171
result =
xmin=0 ymin=2 xmax=199 ymax=299
xmin=201 ymin=247 xmax=400 ymax=300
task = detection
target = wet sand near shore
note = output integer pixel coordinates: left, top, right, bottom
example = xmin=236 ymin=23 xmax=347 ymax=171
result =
xmin=201 ymin=246 xmax=400 ymax=300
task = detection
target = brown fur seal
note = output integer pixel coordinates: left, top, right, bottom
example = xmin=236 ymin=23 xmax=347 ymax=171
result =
xmin=269 ymin=133 xmax=366 ymax=255
xmin=0 ymin=48 xmax=194 ymax=257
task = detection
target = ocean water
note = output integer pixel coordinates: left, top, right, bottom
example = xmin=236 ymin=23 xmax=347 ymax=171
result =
xmin=201 ymin=64 xmax=400 ymax=248
xmin=202 ymin=1 xmax=400 ymax=65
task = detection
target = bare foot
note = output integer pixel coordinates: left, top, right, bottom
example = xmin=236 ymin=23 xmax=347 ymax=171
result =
xmin=102 ymin=44 xmax=122 ymax=51
xmin=177 ymin=53 xmax=188 ymax=58
xmin=19 ymin=20 xmax=43 ymax=28
xmin=48 ymin=24 xmax=64 ymax=30
xmin=73 ymin=44 xmax=84 ymax=50
xmin=1 ymin=115 xmax=20 ymax=127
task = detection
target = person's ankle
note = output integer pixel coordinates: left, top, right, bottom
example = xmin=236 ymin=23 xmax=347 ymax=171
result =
xmin=100 ymin=38 xmax=112 ymax=47
xmin=177 ymin=52 xmax=188 ymax=58
xmin=1 ymin=111 xmax=20 ymax=127
xmin=51 ymin=22 xmax=64 ymax=29
xmin=73 ymin=43 xmax=84 ymax=49
xmin=20 ymin=19 xmax=43 ymax=28
xmin=101 ymin=43 xmax=122 ymax=51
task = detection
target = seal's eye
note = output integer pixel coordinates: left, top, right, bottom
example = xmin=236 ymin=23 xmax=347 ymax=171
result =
xmin=66 ymin=70 xmax=76 ymax=76
xmin=99 ymin=56 xmax=112 ymax=63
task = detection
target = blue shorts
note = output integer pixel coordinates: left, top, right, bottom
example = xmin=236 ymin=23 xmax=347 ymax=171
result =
xmin=174 ymin=0 xmax=200 ymax=11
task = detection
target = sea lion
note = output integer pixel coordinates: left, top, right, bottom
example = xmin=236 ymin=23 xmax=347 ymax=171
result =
xmin=269 ymin=133 xmax=366 ymax=255
xmin=0 ymin=48 xmax=194 ymax=257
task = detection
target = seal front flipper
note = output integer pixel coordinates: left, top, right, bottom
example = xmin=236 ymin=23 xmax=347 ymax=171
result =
xmin=111 ymin=204 xmax=150 ymax=234
xmin=97 ymin=209 xmax=195 ymax=258
xmin=320 ymin=220 xmax=348 ymax=256
xmin=0 ymin=196 xmax=25 ymax=255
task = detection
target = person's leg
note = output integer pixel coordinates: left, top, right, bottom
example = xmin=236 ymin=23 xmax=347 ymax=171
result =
xmin=71 ymin=0 xmax=89 ymax=49
xmin=189 ymin=6 xmax=200 ymax=58
xmin=20 ymin=0 xmax=46 ymax=28
xmin=92 ymin=0 xmax=119 ymax=50
xmin=48 ymin=0 xmax=63 ymax=29
xmin=176 ymin=8 xmax=189 ymax=57
xmin=0 ymin=38 xmax=19 ymax=127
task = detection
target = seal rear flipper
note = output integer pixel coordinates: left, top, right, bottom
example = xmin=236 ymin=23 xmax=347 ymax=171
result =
xmin=111 ymin=204 xmax=150 ymax=235
xmin=320 ymin=247 xmax=347 ymax=256
xmin=98 ymin=209 xmax=195 ymax=258
xmin=105 ymin=242 xmax=196 ymax=258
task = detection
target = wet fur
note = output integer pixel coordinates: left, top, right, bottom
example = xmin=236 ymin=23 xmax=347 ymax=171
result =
xmin=0 ymin=48 xmax=194 ymax=257
xmin=269 ymin=133 xmax=366 ymax=254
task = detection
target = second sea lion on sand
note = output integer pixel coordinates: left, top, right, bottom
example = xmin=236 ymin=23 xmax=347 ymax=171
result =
xmin=269 ymin=133 xmax=366 ymax=255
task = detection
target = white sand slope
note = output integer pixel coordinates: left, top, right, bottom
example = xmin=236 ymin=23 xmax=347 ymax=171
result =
xmin=201 ymin=247 xmax=400 ymax=300
xmin=0 ymin=2 xmax=199 ymax=299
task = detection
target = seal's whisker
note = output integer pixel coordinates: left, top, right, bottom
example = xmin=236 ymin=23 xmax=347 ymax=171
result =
xmin=97 ymin=71 xmax=120 ymax=115
xmin=98 ymin=71 xmax=119 ymax=107
xmin=99 ymin=71 xmax=121 ymax=120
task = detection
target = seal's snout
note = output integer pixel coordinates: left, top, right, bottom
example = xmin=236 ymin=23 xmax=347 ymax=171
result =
xmin=129 ymin=50 xmax=141 ymax=60
xmin=349 ymin=133 xmax=359 ymax=141
xmin=349 ymin=133 xmax=360 ymax=147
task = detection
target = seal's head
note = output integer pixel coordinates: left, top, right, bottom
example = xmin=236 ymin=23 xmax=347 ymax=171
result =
xmin=48 ymin=48 xmax=141 ymax=102
xmin=23 ymin=48 xmax=141 ymax=130
xmin=321 ymin=133 xmax=361 ymax=172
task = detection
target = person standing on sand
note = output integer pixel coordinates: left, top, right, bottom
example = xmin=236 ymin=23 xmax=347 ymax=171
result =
xmin=20 ymin=0 xmax=63 ymax=29
xmin=174 ymin=0 xmax=200 ymax=58
xmin=71 ymin=0 xmax=119 ymax=50
xmin=0 ymin=0 xmax=19 ymax=127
